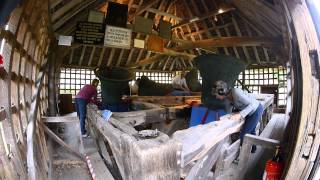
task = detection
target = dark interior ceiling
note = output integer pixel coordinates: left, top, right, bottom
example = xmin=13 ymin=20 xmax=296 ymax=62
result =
xmin=49 ymin=0 xmax=286 ymax=71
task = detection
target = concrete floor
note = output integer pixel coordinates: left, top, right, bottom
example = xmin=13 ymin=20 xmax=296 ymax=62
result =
xmin=50 ymin=113 xmax=113 ymax=180
xmin=51 ymin=116 xmax=91 ymax=180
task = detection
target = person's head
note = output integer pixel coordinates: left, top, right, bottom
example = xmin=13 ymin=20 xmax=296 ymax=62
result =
xmin=211 ymin=80 xmax=230 ymax=100
xmin=135 ymin=78 xmax=141 ymax=85
xmin=180 ymin=71 xmax=186 ymax=77
xmin=91 ymin=79 xmax=99 ymax=87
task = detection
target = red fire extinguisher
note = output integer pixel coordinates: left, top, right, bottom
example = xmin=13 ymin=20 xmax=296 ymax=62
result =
xmin=263 ymin=146 xmax=284 ymax=180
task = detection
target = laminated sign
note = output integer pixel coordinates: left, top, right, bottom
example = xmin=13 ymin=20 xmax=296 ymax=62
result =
xmin=104 ymin=25 xmax=132 ymax=49
xmin=74 ymin=21 xmax=105 ymax=45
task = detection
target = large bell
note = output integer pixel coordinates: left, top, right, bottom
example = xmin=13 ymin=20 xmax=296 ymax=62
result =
xmin=194 ymin=54 xmax=247 ymax=109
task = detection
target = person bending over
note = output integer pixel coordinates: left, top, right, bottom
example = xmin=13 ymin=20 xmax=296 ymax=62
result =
xmin=75 ymin=79 xmax=99 ymax=137
xmin=211 ymin=80 xmax=264 ymax=152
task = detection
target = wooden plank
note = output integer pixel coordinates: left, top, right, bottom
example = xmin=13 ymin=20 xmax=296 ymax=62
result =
xmin=51 ymin=0 xmax=82 ymax=21
xmin=224 ymin=26 xmax=240 ymax=57
xmin=237 ymin=134 xmax=280 ymax=178
xmin=42 ymin=116 xmax=78 ymax=123
xmin=172 ymin=5 xmax=235 ymax=29
xmin=87 ymin=105 xmax=182 ymax=180
xmin=78 ymin=45 xmax=86 ymax=66
xmin=243 ymin=134 xmax=280 ymax=149
xmin=185 ymin=139 xmax=227 ymax=180
xmin=108 ymin=118 xmax=138 ymax=136
xmin=88 ymin=152 xmax=115 ymax=180
xmin=128 ymin=0 xmax=161 ymax=22
xmin=244 ymin=23 xmax=261 ymax=63
xmin=125 ymin=48 xmax=135 ymax=66
xmin=116 ymin=50 xmax=124 ymax=67
xmin=53 ymin=0 xmax=96 ymax=31
xmin=172 ymin=116 xmax=244 ymax=167
xmin=148 ymin=62 xmax=155 ymax=70
xmin=87 ymin=46 xmax=96 ymax=66
xmin=97 ymin=47 xmax=105 ymax=67
xmin=183 ymin=23 xmax=233 ymax=38
xmin=232 ymin=17 xmax=251 ymax=62
xmin=214 ymin=140 xmax=240 ymax=178
xmin=146 ymin=8 xmax=182 ymax=21
xmin=86 ymin=105 xmax=126 ymax=178
xmin=68 ymin=48 xmax=74 ymax=64
xmin=43 ymin=125 xmax=85 ymax=160
xmin=26 ymin=59 xmax=48 ymax=180
xmin=169 ymin=58 xmax=176 ymax=71
xmin=162 ymin=56 xmax=171 ymax=70
xmin=130 ymin=54 xmax=165 ymax=68
xmin=231 ymin=0 xmax=281 ymax=36
xmin=107 ymin=48 xmax=115 ymax=66
xmin=175 ymin=36 xmax=280 ymax=51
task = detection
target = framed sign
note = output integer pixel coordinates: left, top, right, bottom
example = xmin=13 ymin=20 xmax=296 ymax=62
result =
xmin=134 ymin=39 xmax=145 ymax=49
xmin=74 ymin=21 xmax=105 ymax=45
xmin=105 ymin=2 xmax=128 ymax=27
xmin=58 ymin=35 xmax=73 ymax=46
xmin=147 ymin=35 xmax=164 ymax=53
xmin=159 ymin=20 xmax=172 ymax=40
xmin=104 ymin=25 xmax=132 ymax=49
xmin=88 ymin=10 xmax=105 ymax=23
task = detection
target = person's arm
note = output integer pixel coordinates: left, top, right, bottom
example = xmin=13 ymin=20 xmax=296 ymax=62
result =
xmin=93 ymin=89 xmax=98 ymax=103
xmin=88 ymin=88 xmax=98 ymax=104
xmin=234 ymin=89 xmax=259 ymax=118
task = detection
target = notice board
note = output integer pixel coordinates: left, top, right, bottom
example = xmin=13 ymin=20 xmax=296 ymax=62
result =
xmin=104 ymin=25 xmax=132 ymax=49
xmin=74 ymin=21 xmax=105 ymax=45
xmin=147 ymin=35 xmax=164 ymax=53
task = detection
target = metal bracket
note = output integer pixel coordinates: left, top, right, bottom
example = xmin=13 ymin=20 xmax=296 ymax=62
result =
xmin=302 ymin=134 xmax=315 ymax=158
xmin=309 ymin=50 xmax=320 ymax=79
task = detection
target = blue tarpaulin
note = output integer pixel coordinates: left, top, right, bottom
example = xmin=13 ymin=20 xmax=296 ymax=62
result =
xmin=189 ymin=106 xmax=227 ymax=127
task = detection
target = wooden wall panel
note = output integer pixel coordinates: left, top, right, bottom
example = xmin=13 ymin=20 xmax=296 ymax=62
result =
xmin=0 ymin=0 xmax=51 ymax=179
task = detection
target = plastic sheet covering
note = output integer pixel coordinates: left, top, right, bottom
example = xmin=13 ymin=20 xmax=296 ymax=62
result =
xmin=121 ymin=134 xmax=182 ymax=180
xmin=185 ymin=68 xmax=202 ymax=92
xmin=88 ymin=104 xmax=182 ymax=180
xmin=138 ymin=75 xmax=174 ymax=96
xmin=194 ymin=54 xmax=246 ymax=109
xmin=172 ymin=115 xmax=242 ymax=167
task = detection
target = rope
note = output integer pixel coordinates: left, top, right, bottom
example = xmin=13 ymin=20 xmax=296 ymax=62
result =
xmin=85 ymin=154 xmax=97 ymax=180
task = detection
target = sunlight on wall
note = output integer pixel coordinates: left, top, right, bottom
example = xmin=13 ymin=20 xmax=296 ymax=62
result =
xmin=312 ymin=0 xmax=320 ymax=12
xmin=0 ymin=25 xmax=9 ymax=55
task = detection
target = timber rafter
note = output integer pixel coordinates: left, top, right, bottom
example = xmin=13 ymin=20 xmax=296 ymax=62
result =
xmin=52 ymin=0 xmax=285 ymax=70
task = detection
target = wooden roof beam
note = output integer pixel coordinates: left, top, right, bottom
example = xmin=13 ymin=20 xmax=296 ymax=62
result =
xmin=128 ymin=48 xmax=196 ymax=68
xmin=175 ymin=36 xmax=282 ymax=51
xmin=128 ymin=0 xmax=161 ymax=22
xmin=146 ymin=8 xmax=182 ymax=21
xmin=52 ymin=0 xmax=83 ymax=22
xmin=53 ymin=0 xmax=94 ymax=31
xmin=172 ymin=6 xmax=236 ymax=29
xmin=53 ymin=0 xmax=105 ymax=31
xmin=231 ymin=0 xmax=281 ymax=36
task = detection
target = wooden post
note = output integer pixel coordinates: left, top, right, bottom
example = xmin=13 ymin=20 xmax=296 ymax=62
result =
xmin=26 ymin=58 xmax=48 ymax=180
xmin=43 ymin=125 xmax=85 ymax=160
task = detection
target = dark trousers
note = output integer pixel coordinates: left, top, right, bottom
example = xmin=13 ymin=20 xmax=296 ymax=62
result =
xmin=240 ymin=104 xmax=264 ymax=141
xmin=75 ymin=98 xmax=88 ymax=135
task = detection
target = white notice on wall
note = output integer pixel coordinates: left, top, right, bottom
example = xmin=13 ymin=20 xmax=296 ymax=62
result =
xmin=104 ymin=25 xmax=132 ymax=49
xmin=58 ymin=35 xmax=72 ymax=46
